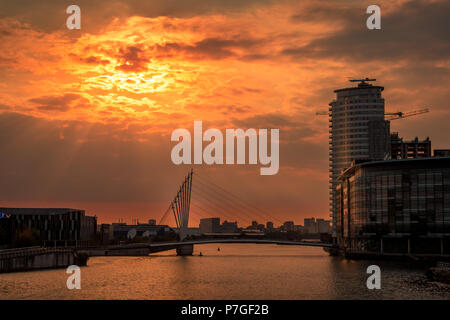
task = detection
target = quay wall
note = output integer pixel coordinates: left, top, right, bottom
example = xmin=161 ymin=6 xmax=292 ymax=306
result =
xmin=0 ymin=248 xmax=77 ymax=273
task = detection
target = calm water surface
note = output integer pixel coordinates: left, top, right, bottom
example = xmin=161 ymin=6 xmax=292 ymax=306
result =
xmin=0 ymin=244 xmax=449 ymax=299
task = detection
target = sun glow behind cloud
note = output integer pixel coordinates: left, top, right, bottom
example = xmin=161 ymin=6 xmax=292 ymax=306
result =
xmin=0 ymin=7 xmax=349 ymax=132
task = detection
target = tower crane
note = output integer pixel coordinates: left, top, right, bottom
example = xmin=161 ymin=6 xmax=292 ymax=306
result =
xmin=316 ymin=108 xmax=430 ymax=119
xmin=384 ymin=108 xmax=429 ymax=120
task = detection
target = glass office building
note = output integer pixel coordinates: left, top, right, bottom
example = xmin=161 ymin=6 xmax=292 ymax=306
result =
xmin=0 ymin=208 xmax=97 ymax=246
xmin=335 ymin=157 xmax=450 ymax=255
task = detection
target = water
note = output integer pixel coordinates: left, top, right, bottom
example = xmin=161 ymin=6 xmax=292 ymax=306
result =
xmin=0 ymin=244 xmax=449 ymax=299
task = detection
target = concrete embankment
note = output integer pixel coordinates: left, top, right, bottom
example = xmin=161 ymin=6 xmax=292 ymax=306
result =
xmin=83 ymin=243 xmax=180 ymax=256
xmin=0 ymin=247 xmax=85 ymax=273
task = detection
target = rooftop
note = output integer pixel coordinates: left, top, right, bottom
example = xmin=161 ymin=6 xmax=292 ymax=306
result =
xmin=339 ymin=156 xmax=450 ymax=179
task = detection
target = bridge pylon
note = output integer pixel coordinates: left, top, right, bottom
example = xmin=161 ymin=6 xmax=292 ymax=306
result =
xmin=169 ymin=169 xmax=193 ymax=241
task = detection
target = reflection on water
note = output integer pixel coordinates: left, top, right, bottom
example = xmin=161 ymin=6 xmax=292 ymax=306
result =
xmin=0 ymin=244 xmax=449 ymax=299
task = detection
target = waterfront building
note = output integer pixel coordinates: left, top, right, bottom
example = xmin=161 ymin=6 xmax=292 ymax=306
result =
xmin=173 ymin=227 xmax=200 ymax=237
xmin=328 ymin=79 xmax=388 ymax=237
xmin=335 ymin=157 xmax=450 ymax=255
xmin=99 ymin=223 xmax=114 ymax=244
xmin=317 ymin=219 xmax=332 ymax=234
xmin=390 ymin=132 xmax=431 ymax=159
xmin=111 ymin=222 xmax=170 ymax=240
xmin=221 ymin=220 xmax=239 ymax=233
xmin=304 ymin=218 xmax=317 ymax=234
xmin=435 ymin=149 xmax=450 ymax=157
xmin=199 ymin=217 xmax=221 ymax=234
xmin=0 ymin=208 xmax=97 ymax=245
xmin=283 ymin=221 xmax=295 ymax=232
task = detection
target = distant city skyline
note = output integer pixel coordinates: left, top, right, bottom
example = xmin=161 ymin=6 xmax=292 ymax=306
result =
xmin=103 ymin=214 xmax=330 ymax=232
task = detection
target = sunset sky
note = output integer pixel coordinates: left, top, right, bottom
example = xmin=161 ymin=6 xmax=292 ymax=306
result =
xmin=0 ymin=0 xmax=449 ymax=226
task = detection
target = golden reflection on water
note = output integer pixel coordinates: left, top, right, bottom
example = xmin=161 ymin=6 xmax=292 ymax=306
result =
xmin=0 ymin=244 xmax=448 ymax=299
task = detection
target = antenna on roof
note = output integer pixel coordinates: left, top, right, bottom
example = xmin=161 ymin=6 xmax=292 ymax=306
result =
xmin=349 ymin=77 xmax=376 ymax=84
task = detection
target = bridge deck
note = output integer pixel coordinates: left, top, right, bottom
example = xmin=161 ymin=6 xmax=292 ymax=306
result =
xmin=148 ymin=239 xmax=332 ymax=248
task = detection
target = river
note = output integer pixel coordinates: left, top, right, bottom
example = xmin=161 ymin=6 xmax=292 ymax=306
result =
xmin=0 ymin=244 xmax=449 ymax=299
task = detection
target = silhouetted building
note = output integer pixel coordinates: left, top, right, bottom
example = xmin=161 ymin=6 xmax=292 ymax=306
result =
xmin=266 ymin=221 xmax=274 ymax=231
xmin=99 ymin=223 xmax=114 ymax=244
xmin=0 ymin=208 xmax=97 ymax=245
xmin=390 ymin=132 xmax=431 ymax=159
xmin=112 ymin=223 xmax=169 ymax=240
xmin=199 ymin=217 xmax=220 ymax=234
xmin=283 ymin=221 xmax=294 ymax=232
xmin=148 ymin=219 xmax=156 ymax=225
xmin=317 ymin=219 xmax=331 ymax=234
xmin=435 ymin=149 xmax=450 ymax=157
xmin=174 ymin=227 xmax=200 ymax=237
xmin=368 ymin=120 xmax=390 ymax=160
xmin=329 ymin=79 xmax=386 ymax=237
xmin=335 ymin=157 xmax=450 ymax=255
xmin=221 ymin=220 xmax=238 ymax=233
xmin=304 ymin=218 xmax=317 ymax=234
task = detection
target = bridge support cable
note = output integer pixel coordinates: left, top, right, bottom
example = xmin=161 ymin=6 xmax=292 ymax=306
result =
xmin=172 ymin=201 xmax=180 ymax=229
xmin=188 ymin=201 xmax=234 ymax=225
xmin=159 ymin=168 xmax=281 ymax=235
xmin=195 ymin=175 xmax=264 ymax=220
xmin=194 ymin=174 xmax=280 ymax=226
xmin=190 ymin=202 xmax=226 ymax=221
xmin=191 ymin=183 xmax=254 ymax=225
xmin=193 ymin=178 xmax=268 ymax=226
xmin=197 ymin=173 xmax=281 ymax=224
xmin=158 ymin=204 xmax=172 ymax=226
xmin=174 ymin=193 xmax=181 ymax=228
xmin=195 ymin=173 xmax=283 ymax=225
xmin=190 ymin=189 xmax=243 ymax=224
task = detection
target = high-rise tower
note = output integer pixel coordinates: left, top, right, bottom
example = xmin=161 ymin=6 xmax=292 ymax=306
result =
xmin=328 ymin=79 xmax=389 ymax=237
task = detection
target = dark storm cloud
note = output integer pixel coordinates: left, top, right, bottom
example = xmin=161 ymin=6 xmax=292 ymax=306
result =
xmin=231 ymin=113 xmax=297 ymax=129
xmin=28 ymin=93 xmax=87 ymax=112
xmin=0 ymin=0 xmax=274 ymax=33
xmin=282 ymin=0 xmax=450 ymax=62
xmin=69 ymin=54 xmax=110 ymax=65
xmin=290 ymin=3 xmax=361 ymax=24
xmin=153 ymin=37 xmax=265 ymax=60
xmin=115 ymin=45 xmax=148 ymax=72
xmin=185 ymin=104 xmax=253 ymax=116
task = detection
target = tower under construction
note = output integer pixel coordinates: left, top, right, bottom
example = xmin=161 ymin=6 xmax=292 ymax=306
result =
xmin=328 ymin=79 xmax=389 ymax=237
